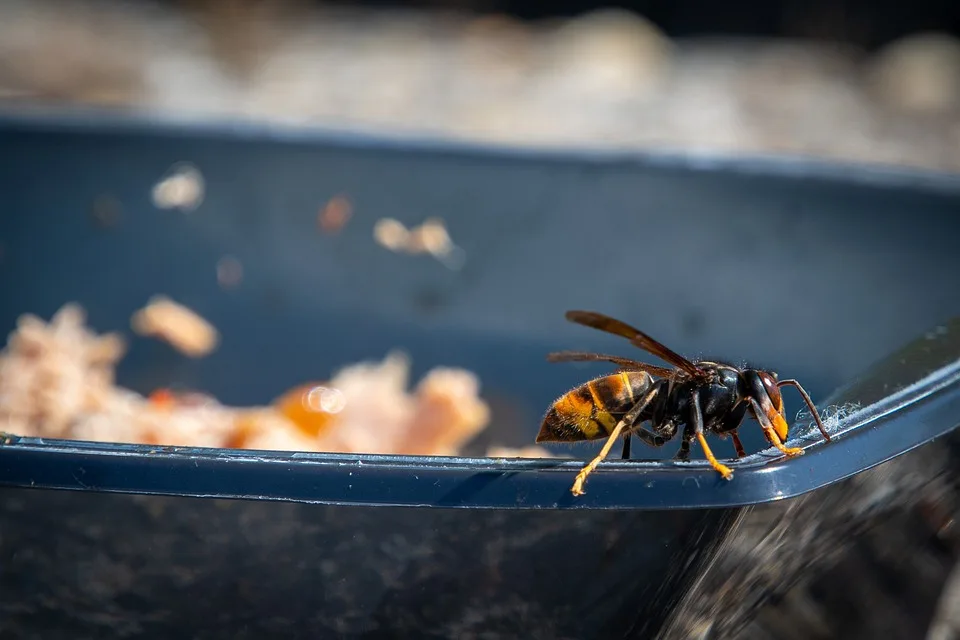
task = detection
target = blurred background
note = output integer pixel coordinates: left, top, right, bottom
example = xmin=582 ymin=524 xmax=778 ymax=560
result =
xmin=1 ymin=0 xmax=959 ymax=171
xmin=3 ymin=4 xmax=960 ymax=639
xmin=2 ymin=0 xmax=960 ymax=459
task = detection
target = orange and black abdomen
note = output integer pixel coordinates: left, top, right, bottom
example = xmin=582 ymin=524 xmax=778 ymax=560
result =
xmin=537 ymin=371 xmax=654 ymax=442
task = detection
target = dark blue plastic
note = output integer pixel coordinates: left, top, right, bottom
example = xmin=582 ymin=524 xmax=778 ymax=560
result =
xmin=1 ymin=109 xmax=960 ymax=639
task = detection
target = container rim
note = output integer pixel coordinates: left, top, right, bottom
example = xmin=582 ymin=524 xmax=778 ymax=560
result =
xmin=2 ymin=103 xmax=960 ymax=195
xmin=2 ymin=354 xmax=959 ymax=510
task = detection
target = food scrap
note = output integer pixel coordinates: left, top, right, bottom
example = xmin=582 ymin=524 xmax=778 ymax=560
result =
xmin=373 ymin=216 xmax=466 ymax=270
xmin=131 ymin=296 xmax=219 ymax=358
xmin=318 ymin=194 xmax=353 ymax=234
xmin=0 ymin=304 xmax=125 ymax=439
xmin=0 ymin=304 xmax=492 ymax=457
xmin=372 ymin=217 xmax=410 ymax=252
xmin=293 ymin=351 xmax=489 ymax=456
xmin=486 ymin=445 xmax=558 ymax=458
xmin=151 ymin=163 xmax=205 ymax=212
xmin=274 ymin=382 xmax=346 ymax=439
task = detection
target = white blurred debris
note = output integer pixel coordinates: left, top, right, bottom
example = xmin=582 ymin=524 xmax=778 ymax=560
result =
xmin=796 ymin=402 xmax=863 ymax=434
xmin=373 ymin=216 xmax=465 ymax=270
xmin=373 ymin=217 xmax=410 ymax=251
xmin=304 ymin=385 xmax=347 ymax=415
xmin=131 ymin=295 xmax=219 ymax=358
xmin=152 ymin=162 xmax=205 ymax=211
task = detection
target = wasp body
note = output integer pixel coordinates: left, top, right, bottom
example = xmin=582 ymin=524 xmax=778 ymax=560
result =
xmin=538 ymin=310 xmax=830 ymax=496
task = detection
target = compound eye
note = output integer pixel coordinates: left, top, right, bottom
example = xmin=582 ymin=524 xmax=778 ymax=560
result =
xmin=758 ymin=371 xmax=782 ymax=412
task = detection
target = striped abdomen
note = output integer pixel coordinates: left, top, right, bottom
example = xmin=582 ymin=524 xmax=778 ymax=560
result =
xmin=537 ymin=371 xmax=655 ymax=442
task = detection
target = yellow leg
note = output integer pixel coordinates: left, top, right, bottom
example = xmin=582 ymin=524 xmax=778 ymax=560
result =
xmin=696 ymin=432 xmax=734 ymax=480
xmin=750 ymin=397 xmax=805 ymax=458
xmin=571 ymin=420 xmax=626 ymax=496
xmin=570 ymin=386 xmax=660 ymax=497
xmin=731 ymin=432 xmax=747 ymax=458
xmin=763 ymin=427 xmax=804 ymax=457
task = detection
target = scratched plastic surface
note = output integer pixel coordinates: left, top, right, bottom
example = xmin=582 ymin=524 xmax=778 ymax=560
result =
xmin=1 ymin=111 xmax=960 ymax=639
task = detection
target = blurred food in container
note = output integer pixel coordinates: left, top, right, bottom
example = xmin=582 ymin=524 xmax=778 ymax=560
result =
xmin=0 ymin=303 xmax=492 ymax=456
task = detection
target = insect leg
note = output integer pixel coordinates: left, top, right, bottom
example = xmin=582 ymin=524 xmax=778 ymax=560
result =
xmin=731 ymin=432 xmax=747 ymax=458
xmin=690 ymin=392 xmax=734 ymax=480
xmin=625 ymin=422 xmax=672 ymax=460
xmin=674 ymin=423 xmax=693 ymax=460
xmin=632 ymin=424 xmax=670 ymax=447
xmin=620 ymin=434 xmax=631 ymax=460
xmin=719 ymin=403 xmax=749 ymax=458
xmin=777 ymin=378 xmax=830 ymax=441
xmin=748 ymin=398 xmax=804 ymax=457
xmin=571 ymin=385 xmax=659 ymax=497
